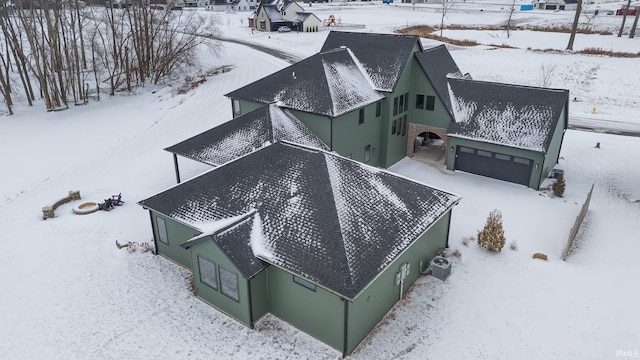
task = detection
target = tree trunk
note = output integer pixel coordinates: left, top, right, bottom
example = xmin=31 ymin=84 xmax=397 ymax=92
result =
xmin=630 ymin=7 xmax=640 ymax=38
xmin=618 ymin=0 xmax=632 ymax=37
xmin=566 ymin=0 xmax=582 ymax=50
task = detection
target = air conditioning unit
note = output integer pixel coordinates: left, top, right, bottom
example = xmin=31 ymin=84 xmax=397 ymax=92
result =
xmin=430 ymin=256 xmax=451 ymax=281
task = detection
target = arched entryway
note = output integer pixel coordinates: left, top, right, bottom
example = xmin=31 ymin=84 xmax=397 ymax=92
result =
xmin=406 ymin=124 xmax=449 ymax=166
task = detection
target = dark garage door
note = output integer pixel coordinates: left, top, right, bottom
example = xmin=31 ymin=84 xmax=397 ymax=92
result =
xmin=454 ymin=146 xmax=533 ymax=186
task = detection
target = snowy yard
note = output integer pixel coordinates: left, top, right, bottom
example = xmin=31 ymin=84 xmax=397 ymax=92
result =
xmin=1 ymin=1 xmax=639 ymax=359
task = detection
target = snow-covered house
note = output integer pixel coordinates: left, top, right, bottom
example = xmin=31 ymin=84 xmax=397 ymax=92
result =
xmin=226 ymin=31 xmax=569 ymax=190
xmin=534 ymin=0 xmax=579 ymax=10
xmin=252 ymin=0 xmax=319 ymax=32
xmin=138 ymin=141 xmax=460 ymax=356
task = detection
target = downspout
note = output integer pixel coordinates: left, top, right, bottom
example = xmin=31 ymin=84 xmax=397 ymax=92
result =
xmin=247 ymin=278 xmax=254 ymax=329
xmin=173 ymin=154 xmax=181 ymax=184
xmin=148 ymin=211 xmax=158 ymax=256
xmin=445 ymin=211 xmax=452 ymax=249
xmin=342 ymin=297 xmax=349 ymax=358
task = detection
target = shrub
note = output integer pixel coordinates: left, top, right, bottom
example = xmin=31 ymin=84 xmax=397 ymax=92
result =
xmin=552 ymin=174 xmax=566 ymax=197
xmin=477 ymin=209 xmax=506 ymax=253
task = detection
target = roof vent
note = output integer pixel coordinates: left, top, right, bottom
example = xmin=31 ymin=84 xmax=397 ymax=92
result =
xmin=429 ymin=256 xmax=451 ymax=281
xmin=340 ymin=45 xmax=347 ymax=49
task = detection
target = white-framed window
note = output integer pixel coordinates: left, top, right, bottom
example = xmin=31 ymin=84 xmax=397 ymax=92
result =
xmin=219 ymin=266 xmax=239 ymax=302
xmin=198 ymin=256 xmax=218 ymax=290
xmin=293 ymin=275 xmax=316 ymax=291
xmin=157 ymin=217 xmax=169 ymax=245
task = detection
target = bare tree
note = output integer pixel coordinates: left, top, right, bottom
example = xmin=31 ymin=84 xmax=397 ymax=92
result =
xmin=567 ymin=0 xmax=583 ymax=50
xmin=618 ymin=0 xmax=632 ymax=37
xmin=581 ymin=2 xmax=596 ymax=30
xmin=439 ymin=0 xmax=456 ymax=37
xmin=505 ymin=0 xmax=517 ymax=38
xmin=630 ymin=6 xmax=639 ymax=38
xmin=538 ymin=63 xmax=556 ymax=88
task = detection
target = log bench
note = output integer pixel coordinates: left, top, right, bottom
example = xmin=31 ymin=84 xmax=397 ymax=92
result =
xmin=42 ymin=190 xmax=81 ymax=220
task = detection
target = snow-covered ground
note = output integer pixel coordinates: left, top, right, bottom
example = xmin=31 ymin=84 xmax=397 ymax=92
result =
xmin=1 ymin=2 xmax=639 ymax=359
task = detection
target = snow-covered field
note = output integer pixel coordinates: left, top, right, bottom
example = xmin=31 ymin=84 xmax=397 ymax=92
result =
xmin=1 ymin=2 xmax=639 ymax=359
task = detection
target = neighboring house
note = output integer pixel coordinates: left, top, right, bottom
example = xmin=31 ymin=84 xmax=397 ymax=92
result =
xmin=138 ymin=141 xmax=460 ymax=356
xmin=534 ymin=0 xmax=578 ymax=10
xmin=446 ymin=78 xmax=569 ymax=189
xmin=164 ymin=104 xmax=329 ymax=182
xmin=226 ymin=31 xmax=569 ymax=190
xmin=232 ymin=0 xmax=256 ymax=11
xmin=252 ymin=0 xmax=319 ymax=32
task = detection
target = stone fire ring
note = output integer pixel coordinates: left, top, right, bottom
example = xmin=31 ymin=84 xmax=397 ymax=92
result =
xmin=73 ymin=202 xmax=99 ymax=215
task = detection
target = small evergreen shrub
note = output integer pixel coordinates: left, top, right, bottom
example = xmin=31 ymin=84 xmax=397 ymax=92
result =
xmin=477 ymin=209 xmax=506 ymax=253
xmin=552 ymin=174 xmax=566 ymax=197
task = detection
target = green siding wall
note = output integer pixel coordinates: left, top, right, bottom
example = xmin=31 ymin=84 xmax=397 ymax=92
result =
xmin=381 ymin=51 xmax=417 ymax=168
xmin=345 ymin=212 xmax=451 ymax=354
xmin=332 ymin=102 xmax=381 ymax=166
xmin=250 ymin=269 xmax=269 ymax=324
xmin=409 ymin=64 xmax=452 ymax=129
xmin=540 ymin=106 xmax=567 ymax=187
xmin=267 ymin=267 xmax=345 ymax=352
xmin=189 ymin=241 xmax=253 ymax=326
xmin=151 ymin=212 xmax=198 ymax=268
xmin=288 ymin=110 xmax=332 ymax=148
xmin=446 ymin=139 xmax=545 ymax=189
xmin=235 ymin=99 xmax=264 ymax=117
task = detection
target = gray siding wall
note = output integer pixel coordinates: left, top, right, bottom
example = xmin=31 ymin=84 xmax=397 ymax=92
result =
xmin=151 ymin=211 xmax=199 ymax=268
xmin=345 ymin=212 xmax=451 ymax=354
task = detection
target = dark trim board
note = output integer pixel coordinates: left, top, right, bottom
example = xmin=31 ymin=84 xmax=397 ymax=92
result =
xmin=454 ymin=146 xmax=533 ymax=186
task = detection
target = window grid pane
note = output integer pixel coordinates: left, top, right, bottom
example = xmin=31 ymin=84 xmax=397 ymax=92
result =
xmin=393 ymin=97 xmax=398 ymax=116
xmin=198 ymin=256 xmax=217 ymax=290
xmin=157 ymin=217 xmax=168 ymax=245
xmin=426 ymin=96 xmax=435 ymax=111
xmin=219 ymin=266 xmax=239 ymax=302
xmin=404 ymin=93 xmax=409 ymax=112
xmin=392 ymin=120 xmax=397 ymax=135
xmin=416 ymin=94 xmax=425 ymax=109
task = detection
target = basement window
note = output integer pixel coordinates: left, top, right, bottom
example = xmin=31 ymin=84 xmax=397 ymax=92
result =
xmin=219 ymin=266 xmax=239 ymax=302
xmin=198 ymin=256 xmax=218 ymax=290
xmin=293 ymin=275 xmax=316 ymax=291
xmin=157 ymin=217 xmax=168 ymax=245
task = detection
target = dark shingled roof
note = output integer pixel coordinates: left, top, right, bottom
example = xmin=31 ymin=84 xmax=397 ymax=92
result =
xmin=164 ymin=104 xmax=328 ymax=166
xmin=447 ymin=78 xmax=569 ymax=153
xmin=415 ymin=44 xmax=462 ymax=117
xmin=139 ymin=142 xmax=459 ymax=299
xmin=262 ymin=4 xmax=284 ymax=22
xmin=320 ymin=31 xmax=422 ymax=92
xmin=182 ymin=214 xmax=269 ymax=278
xmin=225 ymin=48 xmax=383 ymax=117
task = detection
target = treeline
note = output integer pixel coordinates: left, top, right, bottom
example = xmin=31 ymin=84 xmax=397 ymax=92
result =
xmin=0 ymin=1 xmax=218 ymax=115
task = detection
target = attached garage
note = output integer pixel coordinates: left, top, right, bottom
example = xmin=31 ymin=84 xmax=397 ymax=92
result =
xmin=445 ymin=78 xmax=569 ymax=190
xmin=455 ymin=146 xmax=533 ymax=186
